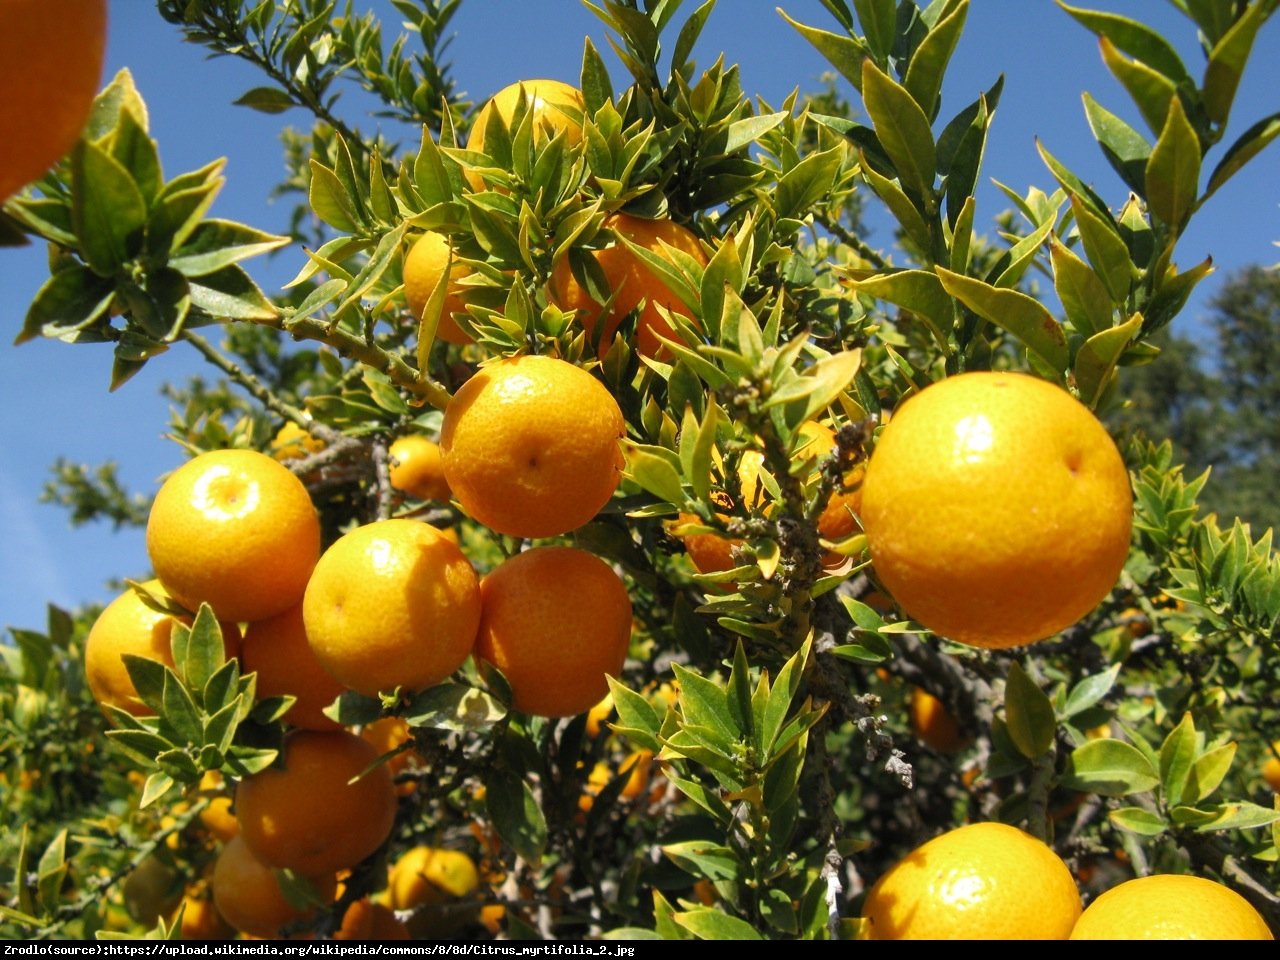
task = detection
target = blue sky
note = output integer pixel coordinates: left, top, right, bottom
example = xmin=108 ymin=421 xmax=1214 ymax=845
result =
xmin=1 ymin=0 xmax=1277 ymax=630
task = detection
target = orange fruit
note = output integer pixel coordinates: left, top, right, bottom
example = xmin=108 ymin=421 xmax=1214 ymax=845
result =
xmin=389 ymin=434 xmax=453 ymax=502
xmin=147 ymin=449 xmax=322 ymax=623
xmin=388 ymin=846 xmax=481 ymax=909
xmin=235 ymin=730 xmax=397 ymax=875
xmin=0 ymin=0 xmax=107 ymax=202
xmin=440 ymin=355 xmax=625 ymax=539
xmin=861 ymin=822 xmax=1081 ymax=939
xmin=1070 ymin=874 xmax=1273 ymax=939
xmin=303 ymin=518 xmax=481 ymax=697
xmin=474 ymin=546 xmax=632 ymax=717
xmin=177 ymin=890 xmax=235 ymax=940
xmin=85 ymin=580 xmax=240 ymax=717
xmin=240 ymin=602 xmax=345 ymax=731
xmin=466 ymin=78 xmax=585 ymax=188
xmin=269 ymin=422 xmax=326 ymax=462
xmin=403 ymin=231 xmax=475 ymax=345
xmin=548 ymin=213 xmax=708 ymax=357
xmin=584 ymin=693 xmax=614 ymax=738
xmin=335 ymin=898 xmax=411 ymax=940
xmin=361 ymin=716 xmax=424 ymax=797
xmin=211 ymin=835 xmax=335 ymax=938
xmin=197 ymin=770 xmax=239 ymax=842
xmin=1264 ymin=740 xmax=1280 ymax=793
xmin=909 ymin=687 xmax=967 ymax=754
xmin=859 ymin=372 xmax=1132 ymax=648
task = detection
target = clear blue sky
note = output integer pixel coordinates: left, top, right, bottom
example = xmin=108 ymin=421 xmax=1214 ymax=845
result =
xmin=2 ymin=0 xmax=1277 ymax=630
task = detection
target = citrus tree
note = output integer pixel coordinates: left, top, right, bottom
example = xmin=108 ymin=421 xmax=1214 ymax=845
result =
xmin=3 ymin=0 xmax=1279 ymax=942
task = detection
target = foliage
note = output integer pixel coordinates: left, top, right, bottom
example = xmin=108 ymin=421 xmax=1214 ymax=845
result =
xmin=3 ymin=0 xmax=1279 ymax=942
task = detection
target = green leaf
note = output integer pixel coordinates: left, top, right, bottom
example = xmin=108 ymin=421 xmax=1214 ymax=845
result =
xmin=673 ymin=908 xmax=763 ymax=940
xmin=16 ymin=265 xmax=115 ymax=345
xmin=601 ymin=928 xmax=663 ymax=940
xmin=1145 ymin=96 xmax=1200 ymax=229
xmin=174 ymin=605 xmax=225 ymax=701
xmin=1159 ymin=713 xmax=1198 ymax=807
xmin=606 ymin=676 xmax=661 ymax=747
xmin=1070 ymin=194 xmax=1132 ymax=302
xmin=761 ymin=638 xmax=810 ymax=754
xmin=146 ymin=159 xmax=225 ymax=257
xmin=1203 ymin=2 xmax=1264 ymax=126
xmin=661 ymin=840 xmax=738 ymax=880
xmin=71 ymin=139 xmax=147 ymax=276
xmin=233 ymin=86 xmax=297 ymax=114
xmin=168 ymin=219 xmax=290 ymax=277
xmin=1062 ymin=738 xmax=1160 ymax=797
xmin=861 ymin=58 xmax=936 ymax=200
xmin=1073 ymin=311 xmax=1142 ymax=407
xmin=850 ymin=270 xmax=952 ymax=348
xmin=140 ymin=771 xmax=176 ymax=808
xmin=858 ymin=155 xmax=932 ymax=252
xmin=122 ymin=654 xmax=168 ymax=715
xmin=1004 ymin=662 xmax=1056 ymax=759
xmin=663 ymin=772 xmax=732 ymax=823
xmin=323 ymin=691 xmax=383 ymax=728
xmin=1108 ymin=806 xmax=1167 ymax=836
xmin=308 ymin=160 xmax=360 ymax=233
xmin=902 ymin=0 xmax=967 ymax=121
xmin=1049 ymin=236 xmax=1113 ymax=338
xmin=1204 ymin=112 xmax=1280 ymax=201
xmin=188 ymin=264 xmax=278 ymax=321
xmin=1062 ymin=664 xmax=1121 ymax=719
xmin=1098 ymin=37 xmax=1178 ymax=137
xmin=108 ymin=103 xmax=162 ymax=205
xmin=762 ymin=349 xmax=862 ymax=424
xmin=623 ymin=443 xmax=687 ymax=506
xmin=936 ymin=267 xmax=1068 ymax=371
xmin=1187 ymin=741 xmax=1236 ymax=803
xmin=853 ymin=0 xmax=896 ymax=60
xmin=1192 ymin=801 xmax=1280 ymax=832
xmin=1082 ymin=93 xmax=1151 ymax=194
xmin=403 ymin=683 xmax=506 ymax=733
xmin=484 ymin=767 xmax=546 ymax=864
xmin=672 ymin=663 xmax=740 ymax=747
xmin=780 ymin=11 xmax=871 ymax=92
xmin=727 ymin=642 xmax=754 ymax=748
xmin=36 ymin=831 xmax=69 ymax=910
xmin=1057 ymin=3 xmax=1190 ymax=84
xmin=652 ymin=890 xmax=691 ymax=941
xmin=362 ymin=368 xmax=410 ymax=416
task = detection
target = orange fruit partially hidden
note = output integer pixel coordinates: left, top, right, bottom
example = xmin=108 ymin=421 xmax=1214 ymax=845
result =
xmin=860 ymin=372 xmax=1132 ymax=648
xmin=303 ymin=519 xmax=481 ymax=697
xmin=0 ymin=0 xmax=107 ymax=202
xmin=270 ymin=422 xmax=326 ymax=462
xmin=389 ymin=434 xmax=453 ymax=502
xmin=549 ymin=213 xmax=708 ymax=357
xmin=440 ymin=355 xmax=625 ymax=539
xmin=466 ymin=78 xmax=585 ymax=189
xmin=475 ymin=546 xmax=632 ymax=718
xmin=361 ymin=716 xmax=425 ymax=797
xmin=240 ymin=602 xmax=345 ymax=731
xmin=235 ymin=730 xmax=397 ymax=875
xmin=147 ymin=449 xmax=321 ymax=624
xmin=403 ymin=231 xmax=475 ymax=345
xmin=909 ymin=687 xmax=968 ymax=754
xmin=336 ymin=898 xmax=411 ymax=940
xmin=196 ymin=770 xmax=239 ymax=842
xmin=861 ymin=821 xmax=1081 ymax=939
xmin=211 ymin=835 xmax=335 ymax=939
xmin=85 ymin=580 xmax=240 ymax=717
xmin=388 ymin=846 xmax=481 ymax=910
xmin=1263 ymin=740 xmax=1280 ymax=793
xmin=1070 ymin=874 xmax=1273 ymax=939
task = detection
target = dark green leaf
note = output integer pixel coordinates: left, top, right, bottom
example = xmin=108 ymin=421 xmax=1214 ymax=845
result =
xmin=902 ymin=0 xmax=967 ymax=121
xmin=121 ymin=654 xmax=168 ymax=715
xmin=233 ymin=86 xmax=297 ymax=114
xmin=16 ymin=265 xmax=115 ymax=345
xmin=71 ymin=139 xmax=147 ymax=276
xmin=858 ymin=156 xmax=932 ymax=252
xmin=1069 ymin=194 xmax=1132 ymax=302
xmin=1082 ymin=93 xmax=1151 ymax=194
xmin=1004 ymin=662 xmax=1056 ymax=759
xmin=761 ymin=638 xmax=810 ymax=754
xmin=1074 ymin=311 xmax=1142 ymax=407
xmin=861 ymin=58 xmax=936 ymax=200
xmin=1159 ymin=713 xmax=1198 ymax=807
xmin=1204 ymin=112 xmax=1280 ymax=200
xmin=188 ymin=264 xmax=278 ymax=321
xmin=850 ymin=270 xmax=952 ymax=347
xmin=484 ymin=767 xmax=547 ymax=864
xmin=1062 ymin=738 xmax=1160 ymax=796
xmin=672 ymin=663 xmax=740 ymax=746
xmin=1145 ymin=96 xmax=1200 ymax=229
xmin=403 ymin=682 xmax=506 ymax=733
xmin=175 ymin=605 xmax=225 ymax=701
xmin=108 ymin=104 xmax=162 ymax=205
xmin=853 ymin=0 xmax=896 ymax=60
xmin=936 ymin=267 xmax=1068 ymax=371
xmin=580 ymin=37 xmax=614 ymax=114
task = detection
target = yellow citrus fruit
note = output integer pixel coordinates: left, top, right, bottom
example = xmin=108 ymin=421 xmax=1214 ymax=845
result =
xmin=1264 ymin=741 xmax=1280 ymax=793
xmin=361 ymin=716 xmax=424 ymax=797
xmin=0 ymin=0 xmax=107 ymax=202
xmin=197 ymin=770 xmax=239 ymax=842
xmin=303 ymin=518 xmax=481 ymax=697
xmin=860 ymin=372 xmax=1132 ymax=648
xmin=440 ymin=355 xmax=625 ymax=539
xmin=235 ymin=729 xmax=397 ymax=875
xmin=1070 ymin=874 xmax=1273 ymax=939
xmin=475 ymin=546 xmax=632 ymax=717
xmin=861 ymin=822 xmax=1081 ymax=939
xmin=336 ymin=898 xmax=411 ymax=940
xmin=388 ymin=846 xmax=481 ymax=910
xmin=584 ymin=693 xmax=614 ymax=738
xmin=147 ymin=449 xmax=322 ymax=623
xmin=211 ymin=835 xmax=335 ymax=938
xmin=85 ymin=580 xmax=240 ymax=717
xmin=909 ymin=687 xmax=968 ymax=754
xmin=269 ymin=422 xmax=326 ymax=462
xmin=240 ymin=602 xmax=345 ymax=731
xmin=549 ymin=213 xmax=708 ymax=357
xmin=403 ymin=231 xmax=475 ymax=345
xmin=389 ymin=434 xmax=453 ymax=502
xmin=177 ymin=889 xmax=235 ymax=940
xmin=466 ymin=78 xmax=585 ymax=188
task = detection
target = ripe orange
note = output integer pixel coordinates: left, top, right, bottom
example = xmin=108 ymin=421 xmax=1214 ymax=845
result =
xmin=85 ymin=580 xmax=240 ymax=717
xmin=474 ymin=546 xmax=632 ymax=717
xmin=235 ymin=729 xmax=397 ymax=875
xmin=361 ymin=716 xmax=424 ymax=797
xmin=211 ymin=835 xmax=335 ymax=938
xmin=0 ymin=0 xmax=107 ymax=202
xmin=389 ymin=434 xmax=453 ymax=502
xmin=859 ymin=372 xmax=1132 ymax=648
xmin=240 ymin=602 xmax=344 ymax=731
xmin=388 ymin=846 xmax=481 ymax=909
xmin=861 ymin=822 xmax=1081 ymax=939
xmin=303 ymin=519 xmax=481 ymax=697
xmin=1070 ymin=874 xmax=1273 ymax=939
xmin=909 ymin=687 xmax=968 ymax=754
xmin=440 ymin=355 xmax=625 ymax=539
xmin=147 ymin=449 xmax=322 ymax=624
xmin=403 ymin=231 xmax=475 ymax=345
xmin=196 ymin=770 xmax=239 ymax=842
xmin=335 ymin=898 xmax=411 ymax=940
xmin=269 ymin=422 xmax=326 ymax=462
xmin=1264 ymin=740 xmax=1280 ymax=793
xmin=177 ymin=889 xmax=235 ymax=940
xmin=466 ymin=78 xmax=585 ymax=188
xmin=548 ymin=213 xmax=708 ymax=357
